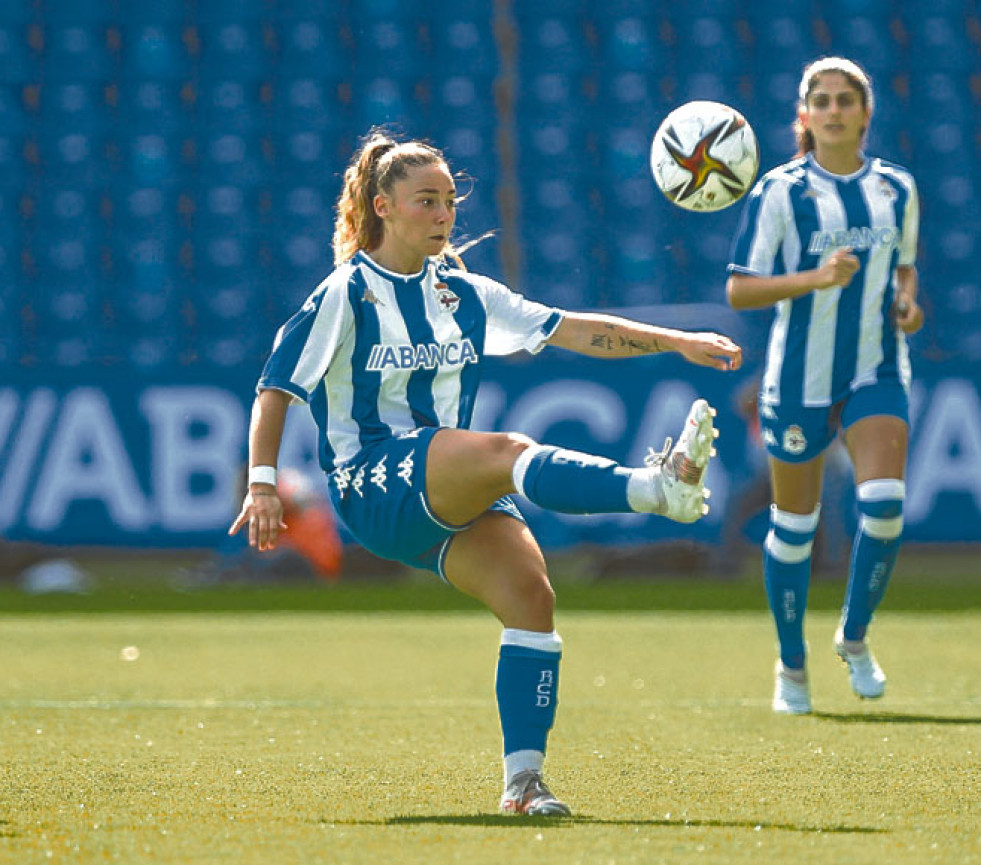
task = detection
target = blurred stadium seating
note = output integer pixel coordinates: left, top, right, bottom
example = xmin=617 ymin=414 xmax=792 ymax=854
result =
xmin=1 ymin=0 xmax=979 ymax=371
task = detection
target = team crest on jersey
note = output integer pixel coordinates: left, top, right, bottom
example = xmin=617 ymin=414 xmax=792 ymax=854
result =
xmin=878 ymin=179 xmax=897 ymax=202
xmin=434 ymin=281 xmax=460 ymax=314
xmin=362 ymin=287 xmax=382 ymax=305
xmin=782 ymin=425 xmax=807 ymax=456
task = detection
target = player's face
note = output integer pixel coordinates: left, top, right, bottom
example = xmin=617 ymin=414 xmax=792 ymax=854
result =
xmin=375 ymin=163 xmax=457 ymax=271
xmin=800 ymin=73 xmax=869 ymax=154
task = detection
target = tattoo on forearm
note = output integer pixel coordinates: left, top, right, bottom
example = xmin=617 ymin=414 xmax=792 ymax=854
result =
xmin=586 ymin=322 xmax=661 ymax=355
xmin=590 ymin=333 xmax=614 ymax=350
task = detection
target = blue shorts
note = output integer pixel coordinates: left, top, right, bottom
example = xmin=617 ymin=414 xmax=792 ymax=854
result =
xmin=326 ymin=426 xmax=525 ymax=579
xmin=759 ymin=380 xmax=909 ymax=464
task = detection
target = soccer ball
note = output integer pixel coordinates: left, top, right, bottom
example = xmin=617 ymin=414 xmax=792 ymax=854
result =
xmin=650 ymin=101 xmax=759 ymax=212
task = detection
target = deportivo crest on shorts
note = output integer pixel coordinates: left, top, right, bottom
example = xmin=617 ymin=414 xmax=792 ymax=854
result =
xmin=434 ymin=282 xmax=460 ymax=314
xmin=782 ymin=424 xmax=807 ymax=456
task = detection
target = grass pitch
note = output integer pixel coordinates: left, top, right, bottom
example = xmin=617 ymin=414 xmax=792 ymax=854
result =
xmin=0 ymin=610 xmax=978 ymax=864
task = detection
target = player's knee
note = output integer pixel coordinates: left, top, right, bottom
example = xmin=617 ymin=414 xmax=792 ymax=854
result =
xmin=765 ymin=505 xmax=821 ymax=563
xmin=503 ymin=571 xmax=555 ymax=624
xmin=857 ymin=479 xmax=905 ymax=540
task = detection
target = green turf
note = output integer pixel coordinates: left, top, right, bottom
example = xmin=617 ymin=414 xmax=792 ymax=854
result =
xmin=2 ymin=548 xmax=980 ymax=614
xmin=1 ymin=611 xmax=978 ymax=864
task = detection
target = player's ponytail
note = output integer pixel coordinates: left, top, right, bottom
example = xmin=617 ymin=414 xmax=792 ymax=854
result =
xmin=793 ymin=56 xmax=874 ymax=157
xmin=332 ymin=131 xmax=397 ymax=266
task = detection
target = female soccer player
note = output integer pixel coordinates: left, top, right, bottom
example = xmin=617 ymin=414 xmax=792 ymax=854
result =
xmin=229 ymin=129 xmax=742 ymax=815
xmin=727 ymin=58 xmax=924 ymax=714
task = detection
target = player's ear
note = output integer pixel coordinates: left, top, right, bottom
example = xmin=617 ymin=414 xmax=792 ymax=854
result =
xmin=373 ymin=193 xmax=390 ymax=219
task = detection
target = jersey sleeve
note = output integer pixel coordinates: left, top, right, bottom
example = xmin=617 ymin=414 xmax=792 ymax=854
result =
xmin=728 ymin=175 xmax=791 ymax=277
xmin=897 ymin=175 xmax=919 ymax=268
xmin=257 ymin=274 xmax=354 ymax=403
xmin=471 ymin=274 xmax=563 ymax=356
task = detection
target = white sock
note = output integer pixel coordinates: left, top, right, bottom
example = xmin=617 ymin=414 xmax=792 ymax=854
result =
xmin=504 ymin=749 xmax=544 ymax=786
xmin=625 ymin=467 xmax=665 ymax=514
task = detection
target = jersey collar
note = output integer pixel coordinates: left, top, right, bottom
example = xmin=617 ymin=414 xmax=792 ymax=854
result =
xmin=356 ymin=250 xmax=430 ymax=284
xmin=805 ymin=151 xmax=870 ymax=183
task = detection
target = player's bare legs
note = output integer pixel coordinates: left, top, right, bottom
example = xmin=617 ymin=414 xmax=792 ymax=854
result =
xmin=845 ymin=415 xmax=907 ymax=483
xmin=442 ymin=511 xmax=554 ymax=631
xmin=426 ymin=429 xmax=533 ymax=526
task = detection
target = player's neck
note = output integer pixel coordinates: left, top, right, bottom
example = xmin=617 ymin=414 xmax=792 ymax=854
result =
xmin=366 ymin=245 xmax=426 ymax=277
xmin=811 ymin=146 xmax=864 ymax=177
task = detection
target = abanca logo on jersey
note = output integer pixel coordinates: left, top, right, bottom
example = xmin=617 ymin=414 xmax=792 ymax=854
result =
xmin=366 ymin=338 xmax=478 ymax=371
xmin=807 ymin=226 xmax=899 ymax=255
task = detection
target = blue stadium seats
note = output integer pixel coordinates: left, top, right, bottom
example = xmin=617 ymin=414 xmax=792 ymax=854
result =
xmin=199 ymin=80 xmax=266 ymax=133
xmin=353 ymin=18 xmax=428 ymax=80
xmin=42 ymin=23 xmax=115 ymax=80
xmin=519 ymin=16 xmax=590 ymax=73
xmin=36 ymin=82 xmax=104 ymax=133
xmin=276 ymin=18 xmax=352 ymax=79
xmin=197 ymin=21 xmax=272 ymax=82
xmin=115 ymin=80 xmax=191 ymax=137
xmin=673 ymin=15 xmax=749 ymax=79
xmin=907 ymin=14 xmax=975 ymax=73
xmin=352 ymin=77 xmax=420 ymax=133
xmin=595 ymin=15 xmax=669 ymax=74
xmin=120 ymin=22 xmax=192 ymax=80
xmin=1 ymin=0 xmax=976 ymax=372
xmin=197 ymin=130 xmax=266 ymax=185
xmin=432 ymin=16 xmax=496 ymax=77
xmin=823 ymin=16 xmax=901 ymax=79
xmin=0 ymin=22 xmax=38 ymax=81
xmin=433 ymin=74 xmax=496 ymax=128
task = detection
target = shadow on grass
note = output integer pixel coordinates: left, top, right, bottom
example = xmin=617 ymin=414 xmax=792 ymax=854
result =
xmin=336 ymin=815 xmax=883 ymax=834
xmin=814 ymin=711 xmax=981 ymax=725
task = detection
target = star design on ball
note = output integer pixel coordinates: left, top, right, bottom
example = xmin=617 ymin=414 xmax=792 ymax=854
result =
xmin=663 ymin=118 xmax=746 ymax=203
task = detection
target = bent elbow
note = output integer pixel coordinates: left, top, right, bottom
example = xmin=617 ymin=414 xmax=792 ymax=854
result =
xmin=725 ymin=277 xmax=747 ymax=310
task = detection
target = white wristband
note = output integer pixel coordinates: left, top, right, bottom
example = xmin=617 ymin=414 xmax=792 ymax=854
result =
xmin=248 ymin=465 xmax=277 ymax=487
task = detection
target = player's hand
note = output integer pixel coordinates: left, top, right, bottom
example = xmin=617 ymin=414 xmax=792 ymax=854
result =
xmin=892 ymin=295 xmax=924 ymax=334
xmin=228 ymin=488 xmax=288 ymax=551
xmin=815 ymin=248 xmax=860 ymax=290
xmin=676 ymin=332 xmax=743 ymax=371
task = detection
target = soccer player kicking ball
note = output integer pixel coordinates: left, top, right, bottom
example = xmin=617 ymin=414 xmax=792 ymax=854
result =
xmin=230 ymin=129 xmax=742 ymax=816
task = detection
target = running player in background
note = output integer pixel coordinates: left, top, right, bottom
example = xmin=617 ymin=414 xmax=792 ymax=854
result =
xmin=726 ymin=57 xmax=924 ymax=714
xmin=229 ymin=128 xmax=742 ymax=816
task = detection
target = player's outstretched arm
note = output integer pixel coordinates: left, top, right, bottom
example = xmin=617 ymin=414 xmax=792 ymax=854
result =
xmin=547 ymin=311 xmax=742 ymax=371
xmin=228 ymin=388 xmax=291 ymax=551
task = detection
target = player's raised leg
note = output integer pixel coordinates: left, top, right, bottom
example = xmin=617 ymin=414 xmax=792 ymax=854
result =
xmin=426 ymin=399 xmax=718 ymax=528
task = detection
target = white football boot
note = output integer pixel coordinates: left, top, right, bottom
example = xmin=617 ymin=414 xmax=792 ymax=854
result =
xmin=643 ymin=398 xmax=718 ymax=523
xmin=834 ymin=627 xmax=886 ymax=699
xmin=772 ymin=662 xmax=812 ymax=715
xmin=500 ymin=770 xmax=572 ymax=817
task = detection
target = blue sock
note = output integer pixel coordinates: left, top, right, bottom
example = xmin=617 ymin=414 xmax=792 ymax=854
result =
xmin=842 ymin=479 xmax=905 ymax=642
xmin=495 ymin=629 xmax=562 ymax=757
xmin=764 ymin=506 xmax=820 ymax=670
xmin=512 ymin=445 xmax=632 ymax=514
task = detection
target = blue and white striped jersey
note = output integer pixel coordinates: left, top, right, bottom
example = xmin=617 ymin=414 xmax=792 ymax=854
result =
xmin=728 ymin=153 xmax=919 ymax=408
xmin=258 ymin=250 xmax=563 ymax=471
